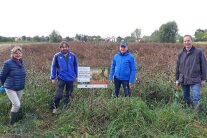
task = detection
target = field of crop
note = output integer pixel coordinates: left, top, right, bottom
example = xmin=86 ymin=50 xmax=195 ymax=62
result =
xmin=1 ymin=42 xmax=207 ymax=137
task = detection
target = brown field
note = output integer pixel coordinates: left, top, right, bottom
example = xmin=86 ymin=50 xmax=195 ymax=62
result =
xmin=1 ymin=42 xmax=207 ymax=82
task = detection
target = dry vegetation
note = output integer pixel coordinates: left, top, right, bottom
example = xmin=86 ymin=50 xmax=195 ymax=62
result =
xmin=2 ymin=42 xmax=207 ymax=80
xmin=1 ymin=42 xmax=207 ymax=137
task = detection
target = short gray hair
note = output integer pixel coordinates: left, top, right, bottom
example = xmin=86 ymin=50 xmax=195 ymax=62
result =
xmin=184 ymin=35 xmax=193 ymax=41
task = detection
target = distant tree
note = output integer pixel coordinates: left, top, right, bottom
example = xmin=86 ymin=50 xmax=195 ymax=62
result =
xmin=49 ymin=30 xmax=62 ymax=42
xmin=116 ymin=36 xmax=123 ymax=42
xmin=131 ymin=28 xmax=141 ymax=42
xmin=26 ymin=37 xmax=31 ymax=41
xmin=158 ymin=21 xmax=178 ymax=43
xmin=40 ymin=36 xmax=49 ymax=42
xmin=22 ymin=36 xmax=26 ymax=41
xmin=33 ymin=35 xmax=41 ymax=42
xmin=75 ymin=34 xmax=81 ymax=41
xmin=0 ymin=36 xmax=14 ymax=42
xmin=141 ymin=35 xmax=151 ymax=43
xmin=178 ymin=35 xmax=183 ymax=43
xmin=125 ymin=36 xmax=135 ymax=42
xmin=83 ymin=35 xmax=88 ymax=42
xmin=150 ymin=30 xmax=160 ymax=42
xmin=194 ymin=29 xmax=207 ymax=41
xmin=65 ymin=36 xmax=73 ymax=41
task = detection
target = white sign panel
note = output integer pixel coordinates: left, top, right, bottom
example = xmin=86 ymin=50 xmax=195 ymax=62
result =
xmin=78 ymin=67 xmax=91 ymax=82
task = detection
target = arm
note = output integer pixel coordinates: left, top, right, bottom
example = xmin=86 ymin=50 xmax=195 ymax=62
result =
xmin=200 ymin=51 xmax=207 ymax=81
xmin=109 ymin=57 xmax=116 ymax=81
xmin=74 ymin=55 xmax=78 ymax=79
xmin=0 ymin=62 xmax=10 ymax=85
xmin=129 ymin=56 xmax=137 ymax=83
xmin=50 ymin=55 xmax=58 ymax=80
xmin=175 ymin=54 xmax=181 ymax=81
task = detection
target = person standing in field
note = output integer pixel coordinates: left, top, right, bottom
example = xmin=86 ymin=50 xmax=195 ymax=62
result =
xmin=50 ymin=41 xmax=78 ymax=114
xmin=0 ymin=46 xmax=26 ymax=125
xmin=109 ymin=41 xmax=137 ymax=97
xmin=176 ymin=35 xmax=207 ymax=113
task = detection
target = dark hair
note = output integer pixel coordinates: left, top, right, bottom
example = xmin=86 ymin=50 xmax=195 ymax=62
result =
xmin=184 ymin=35 xmax=193 ymax=41
xmin=59 ymin=41 xmax=70 ymax=48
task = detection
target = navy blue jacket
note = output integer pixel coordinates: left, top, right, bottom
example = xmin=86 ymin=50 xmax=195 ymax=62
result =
xmin=50 ymin=51 xmax=78 ymax=82
xmin=0 ymin=58 xmax=26 ymax=91
xmin=109 ymin=51 xmax=137 ymax=83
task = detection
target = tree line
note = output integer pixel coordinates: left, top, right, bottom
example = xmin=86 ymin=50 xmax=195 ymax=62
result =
xmin=1 ymin=21 xmax=207 ymax=43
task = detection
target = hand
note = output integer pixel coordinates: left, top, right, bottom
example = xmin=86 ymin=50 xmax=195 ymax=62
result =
xmin=176 ymin=82 xmax=180 ymax=91
xmin=52 ymin=80 xmax=56 ymax=86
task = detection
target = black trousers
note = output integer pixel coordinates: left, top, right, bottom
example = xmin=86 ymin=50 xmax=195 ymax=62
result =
xmin=52 ymin=79 xmax=73 ymax=109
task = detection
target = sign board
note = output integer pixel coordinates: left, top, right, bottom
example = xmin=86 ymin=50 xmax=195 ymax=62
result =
xmin=78 ymin=67 xmax=91 ymax=82
xmin=77 ymin=66 xmax=109 ymax=89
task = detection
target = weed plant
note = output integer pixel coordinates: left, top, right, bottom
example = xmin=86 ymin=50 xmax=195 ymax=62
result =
xmin=1 ymin=43 xmax=207 ymax=137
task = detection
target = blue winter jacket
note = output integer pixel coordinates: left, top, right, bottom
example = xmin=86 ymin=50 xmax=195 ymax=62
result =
xmin=0 ymin=58 xmax=26 ymax=91
xmin=109 ymin=51 xmax=137 ymax=83
xmin=50 ymin=51 xmax=78 ymax=82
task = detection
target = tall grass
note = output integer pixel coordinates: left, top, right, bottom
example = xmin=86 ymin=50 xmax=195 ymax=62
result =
xmin=1 ymin=42 xmax=207 ymax=137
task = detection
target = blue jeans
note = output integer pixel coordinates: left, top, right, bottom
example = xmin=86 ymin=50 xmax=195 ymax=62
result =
xmin=181 ymin=83 xmax=201 ymax=105
xmin=52 ymin=79 xmax=74 ymax=109
xmin=114 ymin=77 xmax=130 ymax=97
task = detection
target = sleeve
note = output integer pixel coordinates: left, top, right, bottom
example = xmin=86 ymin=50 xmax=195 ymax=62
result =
xmin=200 ymin=51 xmax=207 ymax=81
xmin=50 ymin=55 xmax=58 ymax=80
xmin=74 ymin=55 xmax=78 ymax=78
xmin=109 ymin=57 xmax=116 ymax=81
xmin=175 ymin=53 xmax=181 ymax=81
xmin=0 ymin=61 xmax=10 ymax=85
xmin=129 ymin=56 xmax=137 ymax=83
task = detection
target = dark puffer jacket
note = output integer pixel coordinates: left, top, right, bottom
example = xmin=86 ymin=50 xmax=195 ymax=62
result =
xmin=0 ymin=58 xmax=26 ymax=91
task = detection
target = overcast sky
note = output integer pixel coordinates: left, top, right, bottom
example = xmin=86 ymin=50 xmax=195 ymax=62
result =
xmin=0 ymin=0 xmax=207 ymax=38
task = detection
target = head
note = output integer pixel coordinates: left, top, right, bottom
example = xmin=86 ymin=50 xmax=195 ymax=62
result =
xmin=11 ymin=46 xmax=23 ymax=60
xmin=183 ymin=35 xmax=193 ymax=50
xmin=59 ymin=41 xmax=70 ymax=54
xmin=119 ymin=41 xmax=128 ymax=54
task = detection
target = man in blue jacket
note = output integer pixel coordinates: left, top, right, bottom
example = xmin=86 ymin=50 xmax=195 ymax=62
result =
xmin=50 ymin=41 xmax=78 ymax=113
xmin=109 ymin=41 xmax=137 ymax=97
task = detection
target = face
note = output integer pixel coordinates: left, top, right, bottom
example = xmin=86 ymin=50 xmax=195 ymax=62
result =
xmin=119 ymin=46 xmax=128 ymax=54
xmin=184 ymin=36 xmax=193 ymax=50
xmin=60 ymin=43 xmax=69 ymax=54
xmin=13 ymin=50 xmax=22 ymax=60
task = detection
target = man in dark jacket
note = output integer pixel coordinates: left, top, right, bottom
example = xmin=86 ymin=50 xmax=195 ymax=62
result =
xmin=50 ymin=41 xmax=78 ymax=113
xmin=109 ymin=41 xmax=137 ymax=97
xmin=176 ymin=35 xmax=207 ymax=113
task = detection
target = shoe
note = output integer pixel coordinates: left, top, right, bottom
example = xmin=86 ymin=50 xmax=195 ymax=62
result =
xmin=10 ymin=112 xmax=19 ymax=125
xmin=52 ymin=108 xmax=58 ymax=114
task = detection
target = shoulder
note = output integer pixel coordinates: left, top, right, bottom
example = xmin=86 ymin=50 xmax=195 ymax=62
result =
xmin=3 ymin=59 xmax=13 ymax=65
xmin=195 ymin=47 xmax=203 ymax=52
xmin=127 ymin=51 xmax=135 ymax=58
xmin=69 ymin=51 xmax=76 ymax=57
xmin=54 ymin=52 xmax=62 ymax=57
xmin=114 ymin=53 xmax=120 ymax=58
xmin=177 ymin=49 xmax=184 ymax=57
xmin=194 ymin=47 xmax=204 ymax=55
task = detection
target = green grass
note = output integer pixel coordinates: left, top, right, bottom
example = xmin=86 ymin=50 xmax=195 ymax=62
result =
xmin=1 ymin=68 xmax=207 ymax=137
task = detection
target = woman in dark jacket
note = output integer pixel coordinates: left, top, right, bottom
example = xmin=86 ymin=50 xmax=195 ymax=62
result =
xmin=0 ymin=46 xmax=26 ymax=125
